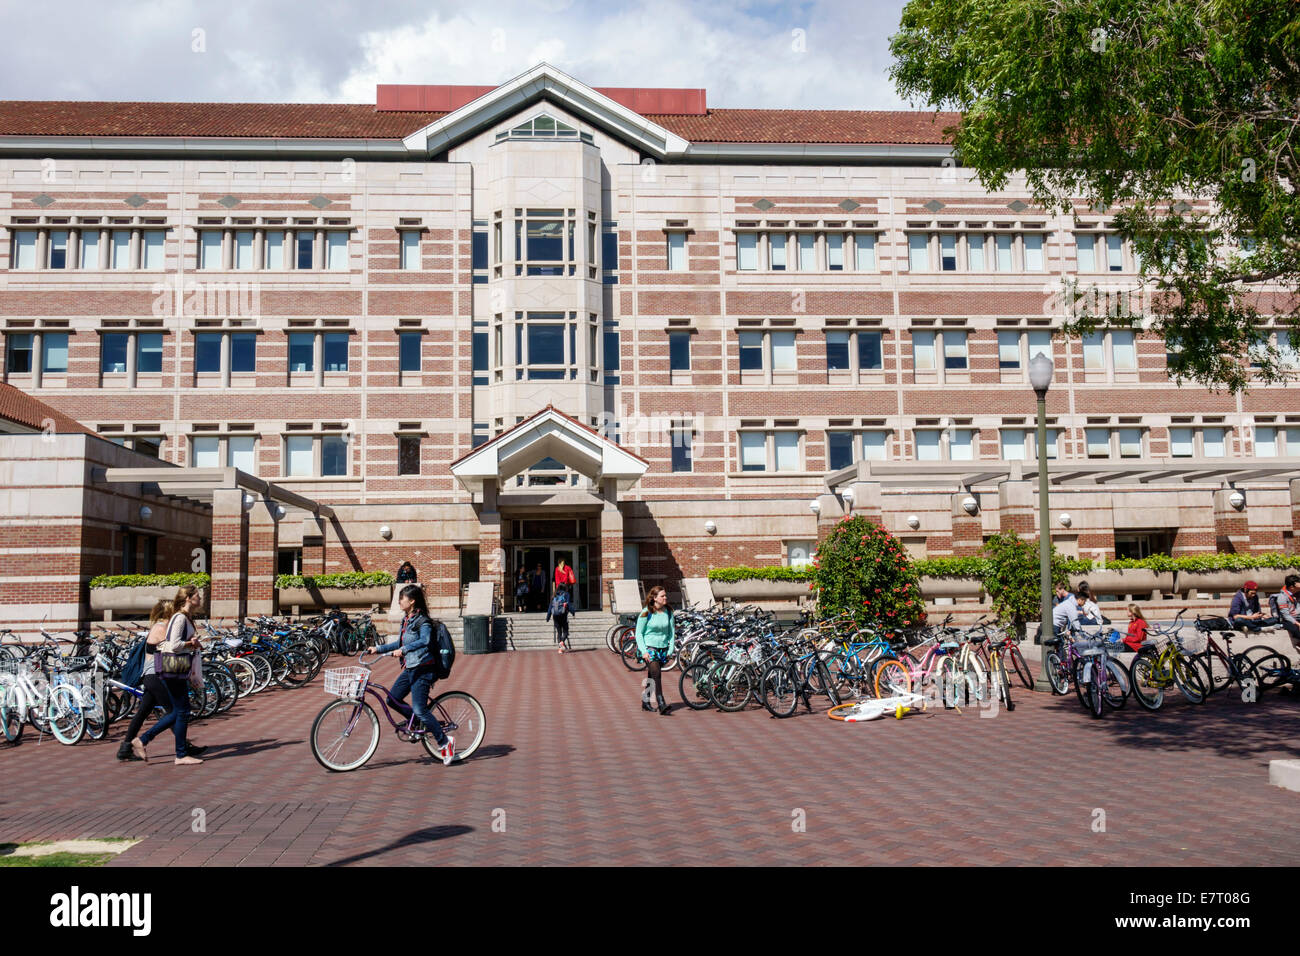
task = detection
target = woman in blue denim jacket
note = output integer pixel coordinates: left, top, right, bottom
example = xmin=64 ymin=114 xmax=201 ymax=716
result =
xmin=369 ymin=585 xmax=455 ymax=765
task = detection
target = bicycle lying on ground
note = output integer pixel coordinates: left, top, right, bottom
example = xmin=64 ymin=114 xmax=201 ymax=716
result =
xmin=310 ymin=651 xmax=486 ymax=772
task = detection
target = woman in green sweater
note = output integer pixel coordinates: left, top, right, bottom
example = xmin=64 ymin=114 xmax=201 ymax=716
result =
xmin=635 ymin=585 xmax=676 ymax=715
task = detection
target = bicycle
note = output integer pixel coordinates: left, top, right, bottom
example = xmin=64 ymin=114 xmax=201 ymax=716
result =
xmin=1185 ymin=618 xmax=1261 ymax=698
xmin=309 ymin=652 xmax=486 ymax=772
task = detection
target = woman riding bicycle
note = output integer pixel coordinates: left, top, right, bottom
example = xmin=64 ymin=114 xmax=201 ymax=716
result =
xmin=368 ymin=585 xmax=455 ymax=765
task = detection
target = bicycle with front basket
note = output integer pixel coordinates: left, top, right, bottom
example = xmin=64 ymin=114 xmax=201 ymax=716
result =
xmin=309 ymin=651 xmax=486 ymax=772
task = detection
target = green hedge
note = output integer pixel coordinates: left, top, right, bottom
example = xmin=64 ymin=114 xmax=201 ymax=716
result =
xmin=1103 ymin=553 xmax=1300 ymax=573
xmin=89 ymin=573 xmax=211 ymax=589
xmin=275 ymin=571 xmax=395 ymax=590
xmin=708 ymin=566 xmax=813 ymax=583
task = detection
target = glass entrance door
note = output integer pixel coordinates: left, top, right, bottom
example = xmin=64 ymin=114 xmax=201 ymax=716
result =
xmin=511 ymin=544 xmax=589 ymax=611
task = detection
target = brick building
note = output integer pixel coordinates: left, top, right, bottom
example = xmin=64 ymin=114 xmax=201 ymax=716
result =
xmin=2 ymin=62 xmax=1299 ymax=631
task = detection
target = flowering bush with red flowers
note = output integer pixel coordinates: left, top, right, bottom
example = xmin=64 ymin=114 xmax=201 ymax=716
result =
xmin=810 ymin=516 xmax=924 ymax=631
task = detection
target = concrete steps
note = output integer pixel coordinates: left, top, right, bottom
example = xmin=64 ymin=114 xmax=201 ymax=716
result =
xmin=450 ymin=612 xmax=618 ymax=652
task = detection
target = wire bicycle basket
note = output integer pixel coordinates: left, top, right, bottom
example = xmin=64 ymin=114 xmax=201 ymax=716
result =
xmin=323 ymin=666 xmax=368 ymax=699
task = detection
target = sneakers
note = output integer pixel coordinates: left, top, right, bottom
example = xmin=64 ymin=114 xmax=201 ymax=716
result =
xmin=437 ymin=736 xmax=456 ymax=766
xmin=116 ymin=749 xmax=143 ymax=762
xmin=174 ymin=755 xmax=203 ymax=766
xmin=184 ymin=742 xmax=208 ymax=757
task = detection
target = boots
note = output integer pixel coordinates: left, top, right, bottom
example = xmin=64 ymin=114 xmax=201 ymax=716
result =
xmin=656 ymin=693 xmax=671 ymax=715
xmin=640 ymin=678 xmax=654 ymax=712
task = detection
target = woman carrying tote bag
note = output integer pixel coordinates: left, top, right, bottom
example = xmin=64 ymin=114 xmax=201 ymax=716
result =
xmin=131 ymin=585 xmax=206 ymax=766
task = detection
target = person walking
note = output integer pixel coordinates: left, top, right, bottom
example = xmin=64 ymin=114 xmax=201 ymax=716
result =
xmin=130 ymin=585 xmax=207 ymax=766
xmin=635 ymin=585 xmax=676 ymax=715
xmin=547 ymin=584 xmax=573 ymax=654
xmin=529 ymin=564 xmax=546 ymax=613
xmin=368 ymin=585 xmax=455 ymax=765
xmin=514 ymin=568 xmax=530 ymax=613
xmin=115 ymin=598 xmax=205 ymax=762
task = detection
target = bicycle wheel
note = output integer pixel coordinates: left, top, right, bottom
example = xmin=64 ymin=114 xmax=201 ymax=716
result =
xmin=873 ymin=660 xmax=913 ymax=699
xmin=1129 ymin=651 xmax=1165 ymax=711
xmin=1045 ymin=652 xmax=1069 ymax=695
xmin=679 ymin=662 xmax=714 ymax=710
xmin=277 ymin=650 xmax=315 ymax=688
xmin=995 ymin=656 xmax=1014 ymax=711
xmin=225 ymin=657 xmax=257 ymax=698
xmin=618 ymin=633 xmax=647 ymax=672
xmin=710 ymin=662 xmax=753 ymax=712
xmin=1242 ymin=649 xmax=1293 ymax=692
xmin=1009 ymin=644 xmax=1034 ymax=690
xmin=936 ymin=656 xmax=960 ymax=709
xmin=1 ymin=689 xmax=23 ymax=745
xmin=1171 ymin=656 xmax=1206 ymax=704
xmin=759 ymin=664 xmax=799 ymax=718
xmin=81 ymin=684 xmax=107 ymax=740
xmin=247 ymin=655 xmax=273 ymax=693
xmin=47 ymin=685 xmax=86 ymax=745
xmin=1103 ymin=659 xmax=1128 ymax=709
xmin=423 ymin=691 xmax=486 ymax=761
xmin=1232 ymin=654 xmax=1263 ymax=698
xmin=209 ymin=665 xmax=238 ymax=713
xmin=964 ymin=656 xmax=988 ymax=702
xmin=1074 ymin=658 xmax=1104 ymax=718
xmin=310 ymin=699 xmax=380 ymax=772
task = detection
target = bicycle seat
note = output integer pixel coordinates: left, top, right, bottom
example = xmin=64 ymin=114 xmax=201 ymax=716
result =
xmin=968 ymin=635 xmax=987 ymax=644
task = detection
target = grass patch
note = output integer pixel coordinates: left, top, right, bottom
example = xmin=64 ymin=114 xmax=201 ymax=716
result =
xmin=0 ymin=838 xmax=136 ymax=867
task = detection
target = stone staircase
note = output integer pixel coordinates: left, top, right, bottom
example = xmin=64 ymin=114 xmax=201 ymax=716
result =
xmin=449 ymin=612 xmax=618 ymax=652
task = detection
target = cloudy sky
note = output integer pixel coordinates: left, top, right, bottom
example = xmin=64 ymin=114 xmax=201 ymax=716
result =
xmin=0 ymin=0 xmax=920 ymax=109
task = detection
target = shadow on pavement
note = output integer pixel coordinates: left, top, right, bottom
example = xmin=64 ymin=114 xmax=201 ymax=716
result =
xmin=323 ymin=824 xmax=474 ymax=866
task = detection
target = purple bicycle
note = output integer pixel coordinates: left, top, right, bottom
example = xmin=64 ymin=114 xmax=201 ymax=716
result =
xmin=309 ymin=652 xmax=486 ymax=772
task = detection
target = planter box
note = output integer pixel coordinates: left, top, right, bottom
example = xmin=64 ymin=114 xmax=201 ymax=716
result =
xmin=90 ymin=585 xmax=209 ymax=618
xmin=1174 ymin=569 xmax=1288 ymax=596
xmin=1069 ymin=569 xmax=1173 ymax=599
xmin=277 ymin=585 xmax=392 ymax=611
xmin=919 ymin=576 xmax=984 ymax=601
xmin=709 ymin=580 xmax=808 ymax=603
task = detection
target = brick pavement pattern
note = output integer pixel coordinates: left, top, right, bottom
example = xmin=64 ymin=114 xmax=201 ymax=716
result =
xmin=0 ymin=651 xmax=1297 ymax=866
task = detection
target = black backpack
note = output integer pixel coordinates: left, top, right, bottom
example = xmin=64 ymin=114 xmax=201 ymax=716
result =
xmin=429 ymin=620 xmax=455 ymax=679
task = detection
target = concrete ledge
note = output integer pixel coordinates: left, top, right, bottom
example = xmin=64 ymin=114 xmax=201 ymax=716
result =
xmin=1268 ymin=760 xmax=1300 ymax=793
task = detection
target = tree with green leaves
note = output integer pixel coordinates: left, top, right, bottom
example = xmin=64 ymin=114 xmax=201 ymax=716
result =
xmin=890 ymin=0 xmax=1300 ymax=391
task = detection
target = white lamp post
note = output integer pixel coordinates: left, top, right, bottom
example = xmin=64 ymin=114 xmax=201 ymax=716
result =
xmin=1029 ymin=352 xmax=1055 ymax=691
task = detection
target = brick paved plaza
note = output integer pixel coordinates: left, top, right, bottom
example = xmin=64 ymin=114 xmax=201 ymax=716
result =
xmin=0 ymin=650 xmax=1297 ymax=866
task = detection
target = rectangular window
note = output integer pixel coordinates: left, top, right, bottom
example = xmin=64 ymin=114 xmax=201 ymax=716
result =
xmin=1111 ymin=330 xmax=1137 ymax=371
xmin=199 ymin=231 xmax=222 ymax=269
xmin=770 ymin=331 xmax=796 ymax=371
xmin=400 ymin=332 xmax=421 ymax=373
xmin=967 ymin=234 xmax=985 ymax=271
xmin=1278 ymin=330 xmax=1297 ymax=368
xmin=13 ymin=230 xmax=38 ymax=269
xmin=1001 ymin=428 xmax=1026 ymax=460
xmin=136 ymin=333 xmax=163 ymax=373
xmin=774 ymin=431 xmax=800 ymax=471
xmin=41 ymin=332 xmax=68 ymax=373
xmin=400 ymin=231 xmax=420 ymax=270
xmin=1076 ymin=234 xmax=1096 ymax=272
xmin=101 ymin=333 xmax=128 ymax=373
xmin=1202 ymin=427 xmax=1225 ymax=457
xmin=296 ymin=232 xmax=314 ymax=270
xmin=854 ymin=233 xmax=875 ymax=271
xmin=1169 ymin=427 xmax=1194 ymax=457
xmin=398 ymin=435 xmax=421 ymax=476
xmin=5 ymin=333 xmax=32 ymax=373
xmin=939 ymin=233 xmax=957 ymax=271
xmin=857 ymin=331 xmax=883 ymax=371
xmin=265 ymin=231 xmax=285 ymax=269
xmin=915 ymin=430 xmax=941 ymax=461
xmin=230 ymin=333 xmax=255 ymax=373
xmin=286 ymin=435 xmax=313 ymax=476
xmin=995 ymin=234 xmax=1014 ymax=271
xmin=471 ymin=231 xmax=488 ymax=271
xmin=1027 ymin=330 xmax=1052 ymax=362
xmin=770 ymin=233 xmax=787 ymax=271
xmin=1256 ymin=426 xmax=1278 ymax=457
xmin=234 ymin=230 xmax=254 ymax=270
xmin=908 ymin=233 xmax=929 ymax=271
xmin=142 ymin=230 xmax=165 ymax=269
xmin=1023 ymin=234 xmax=1044 ymax=271
xmin=134 ymin=436 xmax=161 ymax=459
xmin=195 ymin=333 xmax=222 ymax=373
xmin=671 ymin=428 xmax=693 ymax=473
xmin=527 ymin=324 xmax=565 ymax=372
xmin=912 ymin=330 xmax=936 ymax=371
xmin=1082 ymin=331 xmax=1105 ymax=370
xmin=1044 ymin=428 xmax=1060 ymax=459
xmin=827 ymin=431 xmax=854 ymax=471
xmin=943 ymin=331 xmax=968 ymax=370
xmin=737 ymin=233 xmax=758 ymax=271
xmin=669 ymin=331 xmax=690 ymax=371
xmin=327 ymin=232 xmax=349 ymax=271
xmin=826 ymin=234 xmax=844 ymax=271
xmin=48 ymin=230 xmax=68 ymax=269
xmin=472 ymin=331 xmax=488 ymax=384
xmin=740 ymin=432 xmax=765 ymax=471
xmin=111 ymin=230 xmax=131 ymax=270
xmin=787 ymin=541 xmax=814 ymax=569
xmin=1106 ymin=234 xmax=1124 ymax=271
xmin=228 ymin=436 xmax=256 ymax=473
xmin=998 ymin=331 xmax=1021 ymax=369
xmin=862 ymin=431 xmax=888 ymax=460
xmin=603 ymin=327 xmax=620 ymax=379
xmin=739 ymin=331 xmax=764 ymax=371
xmin=1118 ymin=427 xmax=1142 ymax=458
xmin=950 ymin=428 xmax=974 ymax=461
xmin=826 ymin=331 xmax=851 ymax=371
xmin=667 ymin=231 xmax=687 ymax=271
xmin=1086 ymin=428 xmax=1111 ymax=457
xmin=1288 ymin=427 xmax=1300 ymax=452
xmin=798 ymin=233 xmax=816 ymax=271
xmin=321 ymin=434 xmax=348 ymax=476
xmin=322 ymin=332 xmax=348 ymax=372
xmin=192 ymin=436 xmax=220 ymax=469
xmin=288 ymin=333 xmax=314 ymax=373
xmin=80 ymin=230 xmax=100 ymax=269
xmin=602 ymin=230 xmax=618 ymax=271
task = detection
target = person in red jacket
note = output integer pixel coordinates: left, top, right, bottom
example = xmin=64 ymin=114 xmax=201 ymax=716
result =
xmin=1122 ymin=604 xmax=1150 ymax=652
xmin=554 ymin=558 xmax=576 ymax=593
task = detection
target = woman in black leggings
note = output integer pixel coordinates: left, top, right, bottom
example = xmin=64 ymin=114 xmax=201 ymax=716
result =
xmin=121 ymin=586 xmax=207 ymax=765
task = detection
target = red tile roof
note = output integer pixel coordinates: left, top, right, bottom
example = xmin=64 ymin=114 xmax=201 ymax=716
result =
xmin=0 ymin=383 xmax=95 ymax=436
xmin=0 ymin=100 xmax=960 ymax=146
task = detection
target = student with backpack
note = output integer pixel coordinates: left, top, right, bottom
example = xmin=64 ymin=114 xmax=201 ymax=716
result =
xmin=129 ymin=585 xmax=207 ymax=766
xmin=547 ymin=584 xmax=574 ymax=654
xmin=635 ymin=585 xmax=676 ymax=715
xmin=1271 ymin=575 xmax=1300 ymax=654
xmin=368 ymin=584 xmax=455 ymax=765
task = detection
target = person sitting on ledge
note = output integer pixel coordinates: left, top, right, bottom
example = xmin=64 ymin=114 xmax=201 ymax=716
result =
xmin=1229 ymin=580 xmax=1275 ymax=630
